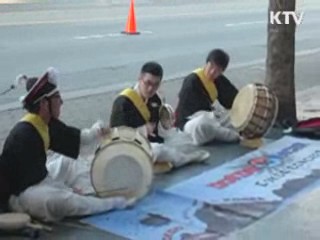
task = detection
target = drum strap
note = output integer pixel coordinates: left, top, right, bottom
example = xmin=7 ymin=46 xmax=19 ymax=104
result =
xmin=193 ymin=68 xmax=218 ymax=103
xmin=20 ymin=113 xmax=50 ymax=151
xmin=120 ymin=88 xmax=151 ymax=122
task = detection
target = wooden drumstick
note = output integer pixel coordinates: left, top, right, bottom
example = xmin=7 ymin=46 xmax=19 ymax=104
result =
xmin=153 ymin=161 xmax=173 ymax=174
xmin=240 ymin=137 xmax=263 ymax=149
xmin=26 ymin=222 xmax=53 ymax=232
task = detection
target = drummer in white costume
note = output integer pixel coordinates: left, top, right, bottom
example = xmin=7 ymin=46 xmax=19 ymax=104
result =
xmin=0 ymin=67 xmax=134 ymax=222
xmin=110 ymin=61 xmax=209 ymax=171
xmin=175 ymin=49 xmax=240 ymax=145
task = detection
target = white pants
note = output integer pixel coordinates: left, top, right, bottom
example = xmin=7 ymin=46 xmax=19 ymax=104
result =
xmin=46 ymin=154 xmax=94 ymax=195
xmin=9 ymin=127 xmax=210 ymax=222
xmin=184 ymin=110 xmax=240 ymax=146
xmin=9 ymin=156 xmax=128 ymax=222
xmin=153 ymin=129 xmax=209 ymax=168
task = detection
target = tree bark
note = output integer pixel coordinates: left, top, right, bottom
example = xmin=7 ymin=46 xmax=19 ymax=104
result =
xmin=265 ymin=0 xmax=297 ymax=126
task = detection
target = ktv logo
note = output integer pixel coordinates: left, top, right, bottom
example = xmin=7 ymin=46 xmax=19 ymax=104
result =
xmin=270 ymin=11 xmax=304 ymax=25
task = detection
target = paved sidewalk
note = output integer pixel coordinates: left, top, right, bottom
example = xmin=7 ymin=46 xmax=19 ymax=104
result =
xmin=225 ymin=186 xmax=320 ymax=240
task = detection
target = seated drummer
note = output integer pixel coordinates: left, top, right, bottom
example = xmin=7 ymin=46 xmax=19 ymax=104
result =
xmin=110 ymin=61 xmax=209 ymax=170
xmin=0 ymin=67 xmax=133 ymax=221
xmin=110 ymin=61 xmax=164 ymax=143
xmin=175 ymin=49 xmax=240 ymax=145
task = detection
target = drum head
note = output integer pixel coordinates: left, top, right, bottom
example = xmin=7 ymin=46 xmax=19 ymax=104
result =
xmin=101 ymin=126 xmax=152 ymax=156
xmin=91 ymin=141 xmax=153 ymax=200
xmin=230 ymin=84 xmax=256 ymax=130
xmin=0 ymin=213 xmax=30 ymax=230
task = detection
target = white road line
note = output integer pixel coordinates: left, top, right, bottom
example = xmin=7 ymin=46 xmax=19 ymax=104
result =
xmin=74 ymin=34 xmax=107 ymax=40
xmin=107 ymin=33 xmax=122 ymax=37
xmin=225 ymin=21 xmax=266 ymax=27
xmin=74 ymin=36 xmax=91 ymax=40
xmin=74 ymin=34 xmax=108 ymax=40
xmin=74 ymin=30 xmax=153 ymax=40
xmin=229 ymin=47 xmax=320 ymax=69
xmin=296 ymin=47 xmax=320 ymax=56
xmin=140 ymin=30 xmax=153 ymax=34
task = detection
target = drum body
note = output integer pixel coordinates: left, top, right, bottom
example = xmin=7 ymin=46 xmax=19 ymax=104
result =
xmin=0 ymin=213 xmax=52 ymax=232
xmin=159 ymin=103 xmax=175 ymax=130
xmin=230 ymin=83 xmax=278 ymax=139
xmin=0 ymin=213 xmax=30 ymax=230
xmin=91 ymin=127 xmax=153 ymax=200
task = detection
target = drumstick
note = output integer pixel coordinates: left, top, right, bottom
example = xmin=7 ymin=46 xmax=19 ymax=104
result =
xmin=26 ymin=222 xmax=53 ymax=232
xmin=153 ymin=161 xmax=173 ymax=174
xmin=96 ymin=189 xmax=134 ymax=197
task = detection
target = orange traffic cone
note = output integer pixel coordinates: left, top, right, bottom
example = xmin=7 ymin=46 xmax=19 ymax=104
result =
xmin=122 ymin=0 xmax=140 ymax=35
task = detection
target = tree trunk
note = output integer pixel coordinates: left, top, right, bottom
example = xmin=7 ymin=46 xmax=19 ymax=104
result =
xmin=265 ymin=0 xmax=297 ymax=127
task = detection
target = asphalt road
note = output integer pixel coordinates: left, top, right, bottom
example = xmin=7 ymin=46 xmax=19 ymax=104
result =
xmin=0 ymin=0 xmax=319 ymax=106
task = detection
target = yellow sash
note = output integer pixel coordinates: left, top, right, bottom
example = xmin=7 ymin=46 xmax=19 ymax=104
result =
xmin=21 ymin=113 xmax=50 ymax=152
xmin=120 ymin=88 xmax=151 ymax=122
xmin=193 ymin=68 xmax=218 ymax=103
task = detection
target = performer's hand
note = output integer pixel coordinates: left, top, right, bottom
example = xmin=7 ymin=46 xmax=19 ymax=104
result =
xmin=99 ymin=126 xmax=111 ymax=138
xmin=72 ymin=187 xmax=83 ymax=194
xmin=91 ymin=120 xmax=110 ymax=139
xmin=109 ymin=197 xmax=137 ymax=210
xmin=146 ymin=122 xmax=156 ymax=137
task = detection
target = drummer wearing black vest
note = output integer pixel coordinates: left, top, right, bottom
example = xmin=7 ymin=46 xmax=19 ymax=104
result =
xmin=110 ymin=62 xmax=210 ymax=172
xmin=175 ymin=49 xmax=240 ymax=145
xmin=0 ymin=67 xmax=133 ymax=221
xmin=110 ymin=62 xmax=164 ymax=143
